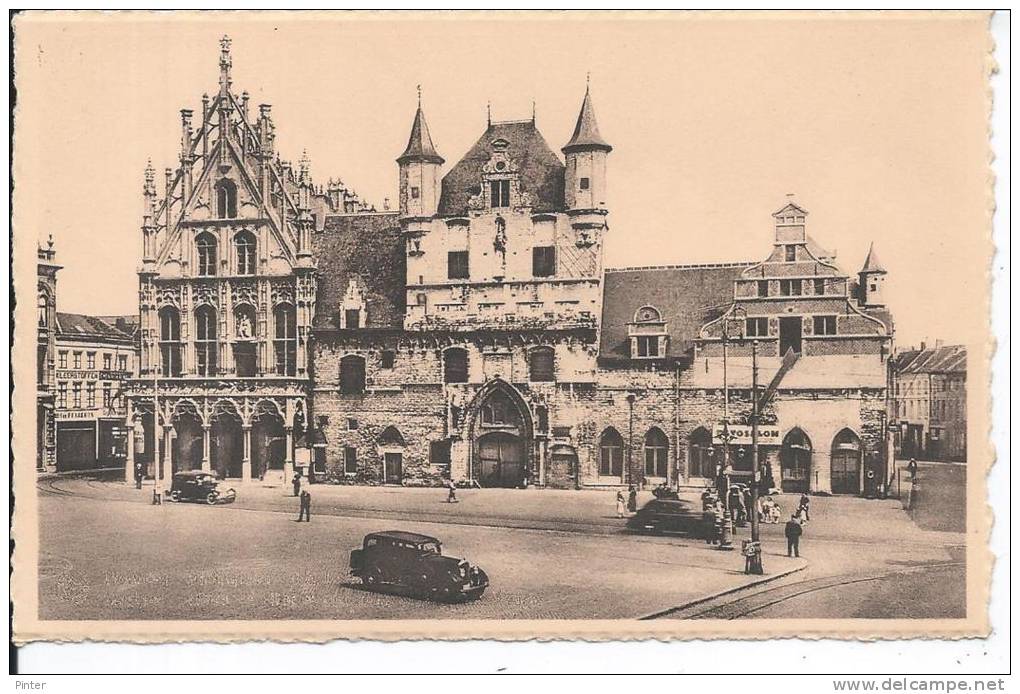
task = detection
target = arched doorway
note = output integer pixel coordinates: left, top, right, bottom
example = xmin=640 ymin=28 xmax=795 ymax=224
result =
xmin=378 ymin=426 xmax=406 ymax=485
xmin=780 ymin=428 xmax=812 ymax=493
xmin=251 ymin=409 xmax=286 ymax=480
xmin=210 ymin=407 xmax=243 ymax=479
xmin=687 ymin=427 xmax=715 ymax=480
xmin=830 ymin=429 xmax=862 ymax=495
xmin=172 ymin=412 xmax=203 ymax=472
xmin=470 ymin=382 xmax=532 ymax=488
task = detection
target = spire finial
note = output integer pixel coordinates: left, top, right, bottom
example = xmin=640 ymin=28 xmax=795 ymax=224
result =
xmin=532 ymin=100 xmax=536 ymax=124
xmin=219 ymin=35 xmax=232 ymax=94
xmin=417 ymin=84 xmax=422 ymax=108
xmin=586 ymin=71 xmax=591 ymax=92
xmin=487 ymin=100 xmax=491 ymax=127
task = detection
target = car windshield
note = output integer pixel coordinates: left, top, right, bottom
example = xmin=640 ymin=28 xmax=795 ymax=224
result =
xmin=419 ymin=541 xmax=440 ymax=555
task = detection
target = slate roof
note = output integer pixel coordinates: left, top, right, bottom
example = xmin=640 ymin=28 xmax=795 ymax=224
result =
xmin=312 ymin=212 xmax=405 ymax=330
xmin=94 ymin=315 xmax=140 ymax=339
xmin=437 ymin=121 xmax=565 ymax=218
xmin=562 ymin=88 xmax=612 ymax=153
xmin=861 ymin=242 xmax=887 ymax=273
xmin=894 ymin=344 xmax=967 ymax=375
xmin=599 ymin=263 xmax=750 ymax=364
xmin=397 ymin=106 xmax=444 ymax=165
xmin=56 ymin=313 xmax=136 ymax=343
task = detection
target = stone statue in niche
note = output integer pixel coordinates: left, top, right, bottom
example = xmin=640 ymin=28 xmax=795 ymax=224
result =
xmin=237 ymin=314 xmax=254 ymax=339
xmin=493 ymin=215 xmax=507 ymax=267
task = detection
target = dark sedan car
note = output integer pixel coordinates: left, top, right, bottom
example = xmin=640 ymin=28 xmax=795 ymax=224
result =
xmin=626 ymin=499 xmax=710 ymax=537
xmin=168 ymin=471 xmax=236 ymax=505
xmin=350 ymin=531 xmax=488 ymax=602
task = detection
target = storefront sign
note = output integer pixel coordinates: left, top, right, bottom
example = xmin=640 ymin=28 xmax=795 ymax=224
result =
xmin=55 ymin=369 xmax=130 ymax=381
xmin=712 ymin=424 xmax=781 ymax=445
xmin=56 ymin=409 xmax=99 ymax=421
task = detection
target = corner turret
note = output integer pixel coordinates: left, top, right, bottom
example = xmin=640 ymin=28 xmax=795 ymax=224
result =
xmin=859 ymin=242 xmax=887 ymax=307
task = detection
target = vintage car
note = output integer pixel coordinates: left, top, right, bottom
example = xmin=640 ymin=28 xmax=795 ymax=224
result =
xmin=350 ymin=531 xmax=489 ymax=602
xmin=168 ymin=471 xmax=236 ymax=505
xmin=626 ymin=499 xmax=710 ymax=537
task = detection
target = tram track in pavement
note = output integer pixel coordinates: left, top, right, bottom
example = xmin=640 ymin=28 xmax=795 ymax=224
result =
xmin=643 ymin=561 xmax=966 ymax=620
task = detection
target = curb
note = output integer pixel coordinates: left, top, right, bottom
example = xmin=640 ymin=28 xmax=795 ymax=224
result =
xmin=639 ymin=557 xmax=809 ymax=620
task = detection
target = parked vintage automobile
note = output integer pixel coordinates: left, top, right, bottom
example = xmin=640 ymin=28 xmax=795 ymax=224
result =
xmin=168 ymin=471 xmax=237 ymax=505
xmin=349 ymin=531 xmax=489 ymax=602
xmin=626 ymin=499 xmax=710 ymax=537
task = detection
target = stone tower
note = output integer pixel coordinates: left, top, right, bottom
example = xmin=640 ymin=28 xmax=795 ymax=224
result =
xmin=562 ymin=82 xmax=612 ymax=249
xmin=859 ymin=242 xmax=888 ymax=307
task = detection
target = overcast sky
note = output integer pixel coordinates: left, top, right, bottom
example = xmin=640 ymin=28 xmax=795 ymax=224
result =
xmin=14 ymin=12 xmax=991 ymax=348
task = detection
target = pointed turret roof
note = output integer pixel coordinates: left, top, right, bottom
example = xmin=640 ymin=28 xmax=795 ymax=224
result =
xmin=562 ymin=85 xmax=612 ymax=154
xmin=397 ymin=105 xmax=444 ymax=165
xmin=861 ymin=242 xmax=887 ymax=274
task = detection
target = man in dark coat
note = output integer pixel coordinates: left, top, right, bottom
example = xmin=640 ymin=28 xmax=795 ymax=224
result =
xmin=785 ymin=515 xmax=804 ymax=557
xmin=298 ymin=489 xmax=311 ymax=522
xmin=627 ymin=485 xmax=638 ymax=513
xmin=292 ymin=472 xmax=302 ymax=497
xmin=134 ymin=462 xmax=144 ymax=489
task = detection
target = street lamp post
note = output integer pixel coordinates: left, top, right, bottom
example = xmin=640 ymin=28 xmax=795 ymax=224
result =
xmin=748 ymin=338 xmax=764 ymax=574
xmin=718 ymin=318 xmax=734 ymax=550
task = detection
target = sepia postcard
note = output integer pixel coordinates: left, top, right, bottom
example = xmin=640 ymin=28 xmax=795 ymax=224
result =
xmin=11 ymin=10 xmax=996 ymax=643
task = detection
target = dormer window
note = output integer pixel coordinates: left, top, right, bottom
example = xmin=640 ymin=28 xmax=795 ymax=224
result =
xmin=785 ymin=245 xmax=796 ymax=262
xmin=410 ymin=186 xmax=420 ymax=199
xmin=579 ymin=177 xmax=590 ymax=191
xmin=490 ymin=180 xmax=510 ymax=208
xmin=629 ymin=305 xmax=668 ymax=359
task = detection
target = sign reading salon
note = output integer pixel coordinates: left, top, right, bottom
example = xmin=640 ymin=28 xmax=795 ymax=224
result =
xmin=712 ymin=424 xmax=781 ymax=445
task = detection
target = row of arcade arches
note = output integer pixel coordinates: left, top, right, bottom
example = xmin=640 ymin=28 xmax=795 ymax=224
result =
xmin=685 ymin=426 xmax=864 ymax=494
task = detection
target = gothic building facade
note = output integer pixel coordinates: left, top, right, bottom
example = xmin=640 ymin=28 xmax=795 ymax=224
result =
xmin=122 ymin=38 xmax=898 ymax=495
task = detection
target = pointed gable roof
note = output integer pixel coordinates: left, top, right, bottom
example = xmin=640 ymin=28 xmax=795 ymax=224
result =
xmin=773 ymin=202 xmax=809 ymax=218
xmin=861 ymin=242 xmax=887 ymax=274
xmin=437 ymin=120 xmax=565 ymax=217
xmin=397 ymin=106 xmax=444 ymax=165
xmin=562 ymin=87 xmax=612 ymax=154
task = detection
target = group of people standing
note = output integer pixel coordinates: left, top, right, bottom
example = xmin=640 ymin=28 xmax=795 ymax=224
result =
xmin=615 ymin=486 xmax=639 ymax=518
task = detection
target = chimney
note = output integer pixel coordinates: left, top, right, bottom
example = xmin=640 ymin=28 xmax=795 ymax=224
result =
xmin=920 ymin=341 xmax=927 ymax=351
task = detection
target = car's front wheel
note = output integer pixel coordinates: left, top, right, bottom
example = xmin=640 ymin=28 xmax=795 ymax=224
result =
xmin=169 ymin=491 xmax=181 ymax=503
xmin=205 ymin=492 xmax=218 ymax=505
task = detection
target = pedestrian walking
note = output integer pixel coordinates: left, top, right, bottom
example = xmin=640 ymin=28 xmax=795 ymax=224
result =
xmin=797 ymin=493 xmax=811 ymax=521
xmin=134 ymin=462 xmax=144 ymax=489
xmin=907 ymin=458 xmax=918 ymax=481
xmin=627 ymin=485 xmax=637 ymax=513
xmin=785 ymin=514 xmax=803 ymax=557
xmin=292 ymin=471 xmax=301 ymax=497
xmin=297 ymin=489 xmax=311 ymax=522
xmin=447 ymin=478 xmax=459 ymax=503
xmin=616 ymin=490 xmax=626 ymax=518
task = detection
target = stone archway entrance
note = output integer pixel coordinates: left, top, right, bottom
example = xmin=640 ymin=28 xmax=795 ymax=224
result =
xmin=470 ymin=381 xmax=533 ymax=488
xmin=830 ymin=429 xmax=862 ymax=495
xmin=172 ymin=413 xmax=204 ymax=473
xmin=251 ymin=414 xmax=286 ymax=481
xmin=211 ymin=415 xmax=244 ymax=479
xmin=780 ymin=428 xmax=812 ymax=493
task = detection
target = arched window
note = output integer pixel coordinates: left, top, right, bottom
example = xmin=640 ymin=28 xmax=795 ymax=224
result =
xmin=687 ymin=427 xmax=714 ymax=478
xmin=528 ymin=346 xmax=555 ymax=382
xmin=215 ymin=179 xmax=238 ymax=219
xmin=340 ymin=354 xmax=366 ymax=395
xmin=644 ymin=427 xmax=669 ymax=478
xmin=194 ymin=305 xmax=217 ymax=376
xmin=158 ymin=306 xmax=182 ymax=377
xmin=443 ymin=348 xmax=468 ymax=384
xmin=235 ymin=231 xmax=256 ymax=275
xmin=599 ymin=427 xmax=624 ymax=478
xmin=196 ymin=232 xmax=217 ymax=277
xmin=37 ymin=292 xmax=47 ymax=326
xmin=274 ymin=304 xmax=297 ymax=376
